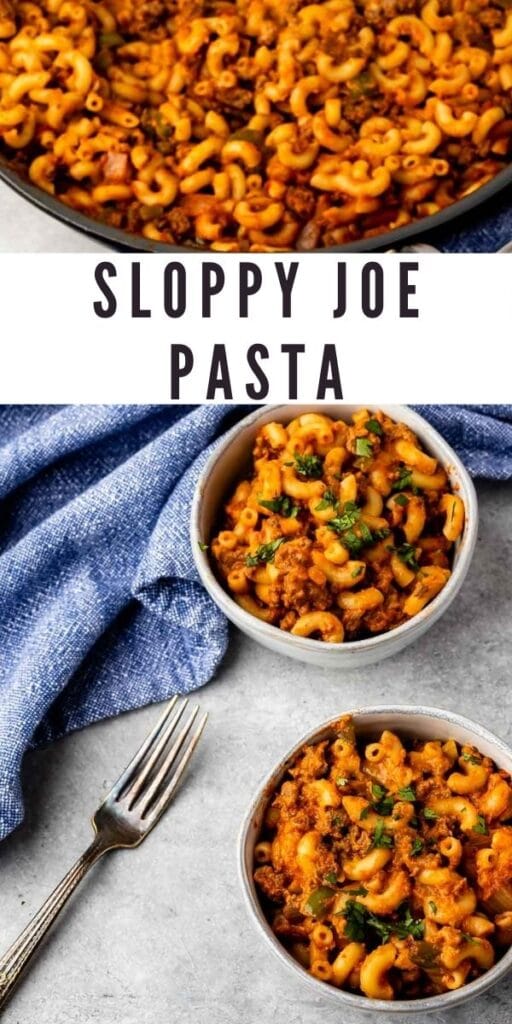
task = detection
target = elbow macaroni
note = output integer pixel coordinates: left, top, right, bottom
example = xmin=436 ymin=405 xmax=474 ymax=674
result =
xmin=210 ymin=409 xmax=464 ymax=643
xmin=1 ymin=0 xmax=512 ymax=249
xmin=253 ymin=715 xmax=512 ymax=1001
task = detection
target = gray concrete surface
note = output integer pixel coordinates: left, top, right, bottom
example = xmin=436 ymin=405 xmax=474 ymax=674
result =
xmin=0 ymin=181 xmax=108 ymax=252
xmin=0 ymin=477 xmax=510 ymax=1024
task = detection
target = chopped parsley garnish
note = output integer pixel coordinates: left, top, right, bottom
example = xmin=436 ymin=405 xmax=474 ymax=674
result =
xmin=327 ymin=501 xmax=389 ymax=554
xmin=473 ymin=815 xmax=488 ymax=835
xmin=370 ymin=783 xmax=394 ymax=816
xmin=339 ymin=899 xmax=367 ymax=941
xmin=259 ymin=495 xmax=299 ymax=518
xmin=293 ymin=452 xmax=323 ymax=479
xmin=462 ymin=752 xmax=481 ymax=765
xmin=355 ymin=437 xmax=374 ymax=459
xmin=372 ymin=527 xmax=391 ymax=541
xmin=394 ymin=492 xmax=409 ymax=507
xmin=329 ymin=501 xmax=360 ymax=533
xmin=392 ymin=467 xmax=413 ymax=492
xmin=429 ymin=901 xmax=438 ymax=915
xmin=351 ymin=565 xmax=364 ymax=578
xmin=395 ymin=906 xmax=425 ymax=940
xmin=395 ymin=543 xmax=419 ymax=571
xmin=198 ymin=541 xmax=209 ymax=551
xmin=340 ymin=901 xmax=424 ymax=944
xmin=410 ymin=837 xmax=424 ymax=857
xmin=315 ymin=490 xmax=338 ymax=511
xmin=345 ymin=886 xmax=368 ymax=897
xmin=365 ymin=418 xmax=383 ymax=437
xmin=398 ymin=785 xmax=416 ymax=802
xmin=324 ymin=871 xmax=338 ymax=886
xmin=371 ymin=819 xmax=394 ymax=849
xmin=423 ymin=808 xmax=438 ymax=822
xmin=245 ymin=537 xmax=285 ymax=567
xmin=332 ymin=815 xmax=343 ymax=827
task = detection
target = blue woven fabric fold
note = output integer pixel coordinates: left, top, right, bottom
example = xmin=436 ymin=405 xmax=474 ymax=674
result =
xmin=0 ymin=402 xmax=510 ymax=840
xmin=420 ymin=191 xmax=512 ymax=253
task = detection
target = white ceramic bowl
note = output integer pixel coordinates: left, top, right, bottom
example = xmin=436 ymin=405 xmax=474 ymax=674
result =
xmin=239 ymin=705 xmax=512 ymax=1015
xmin=191 ymin=405 xmax=478 ymax=668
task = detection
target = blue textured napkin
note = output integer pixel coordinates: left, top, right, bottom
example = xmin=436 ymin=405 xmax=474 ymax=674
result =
xmin=0 ymin=403 xmax=510 ymax=840
xmin=416 ymin=191 xmax=512 ymax=253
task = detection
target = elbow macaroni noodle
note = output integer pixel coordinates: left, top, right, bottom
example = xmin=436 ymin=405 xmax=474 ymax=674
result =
xmin=209 ymin=409 xmax=464 ymax=643
xmin=253 ymin=715 xmax=512 ymax=1000
xmin=1 ymin=0 xmax=512 ymax=248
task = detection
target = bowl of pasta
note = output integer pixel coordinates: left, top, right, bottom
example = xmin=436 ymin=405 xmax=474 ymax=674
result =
xmin=191 ymin=404 xmax=477 ymax=668
xmin=239 ymin=705 xmax=512 ymax=1012
xmin=1 ymin=0 xmax=512 ymax=252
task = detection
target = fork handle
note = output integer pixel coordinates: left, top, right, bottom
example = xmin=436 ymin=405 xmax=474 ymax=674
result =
xmin=0 ymin=833 xmax=109 ymax=1011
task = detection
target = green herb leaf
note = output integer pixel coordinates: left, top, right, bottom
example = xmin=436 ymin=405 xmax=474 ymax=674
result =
xmin=259 ymin=495 xmax=299 ymax=518
xmin=339 ymin=900 xmax=423 ymax=944
xmin=198 ymin=541 xmax=209 ymax=552
xmin=429 ymin=900 xmax=438 ymax=915
xmin=365 ymin=418 xmax=383 ymax=437
xmin=398 ymin=906 xmax=425 ymax=940
xmin=355 ymin=437 xmax=374 ymax=459
xmin=462 ymin=753 xmax=481 ymax=765
xmin=423 ymin=808 xmax=438 ymax=822
xmin=340 ymin=900 xmax=368 ymax=941
xmin=369 ymin=783 xmax=394 ymax=817
xmin=473 ymin=815 xmax=488 ymax=835
xmin=398 ymin=785 xmax=416 ymax=802
xmin=351 ymin=565 xmax=364 ymax=578
xmin=410 ymin=837 xmax=424 ymax=857
xmin=315 ymin=490 xmax=337 ymax=511
xmin=345 ymin=886 xmax=368 ymax=896
xmin=392 ymin=467 xmax=413 ymax=492
xmin=342 ymin=528 xmax=364 ymax=556
xmin=245 ymin=537 xmax=285 ymax=567
xmin=395 ymin=543 xmax=419 ymax=572
xmin=293 ymin=452 xmax=323 ymax=479
xmin=324 ymin=872 xmax=338 ymax=886
xmin=394 ymin=493 xmax=409 ymax=507
xmin=371 ymin=819 xmax=394 ymax=849
xmin=359 ymin=521 xmax=373 ymax=544
xmin=328 ymin=501 xmax=361 ymax=533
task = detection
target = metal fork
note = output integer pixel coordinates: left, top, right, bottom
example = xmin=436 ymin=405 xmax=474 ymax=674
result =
xmin=0 ymin=696 xmax=207 ymax=1011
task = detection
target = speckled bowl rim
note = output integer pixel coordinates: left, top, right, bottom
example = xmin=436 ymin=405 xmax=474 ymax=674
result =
xmin=238 ymin=705 xmax=512 ymax=1014
xmin=191 ymin=404 xmax=478 ymax=662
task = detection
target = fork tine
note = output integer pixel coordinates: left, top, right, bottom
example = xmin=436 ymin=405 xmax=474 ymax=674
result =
xmin=136 ymin=704 xmax=200 ymax=817
xmin=108 ymin=695 xmax=180 ymax=799
xmin=123 ymin=699 xmax=188 ymax=808
xmin=144 ymin=712 xmax=208 ymax=823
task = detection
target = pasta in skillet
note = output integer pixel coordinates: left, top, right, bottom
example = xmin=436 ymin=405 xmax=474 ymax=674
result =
xmin=1 ymin=0 xmax=512 ymax=249
xmin=209 ymin=409 xmax=464 ymax=643
xmin=253 ymin=715 xmax=512 ymax=1000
